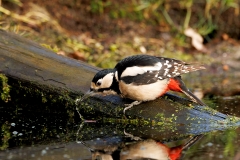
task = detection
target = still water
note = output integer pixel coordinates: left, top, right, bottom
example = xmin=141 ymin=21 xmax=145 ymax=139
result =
xmin=1 ymin=94 xmax=240 ymax=160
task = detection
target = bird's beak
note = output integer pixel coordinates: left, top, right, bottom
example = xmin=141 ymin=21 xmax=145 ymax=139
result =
xmin=79 ymin=89 xmax=97 ymax=102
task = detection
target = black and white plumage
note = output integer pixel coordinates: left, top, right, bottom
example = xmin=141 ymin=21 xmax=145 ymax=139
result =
xmin=85 ymin=54 xmax=206 ymax=112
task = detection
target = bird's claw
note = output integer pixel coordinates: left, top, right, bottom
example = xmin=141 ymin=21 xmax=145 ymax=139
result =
xmin=123 ymin=101 xmax=142 ymax=114
xmin=75 ymin=98 xmax=81 ymax=105
xmin=124 ymin=129 xmax=142 ymax=141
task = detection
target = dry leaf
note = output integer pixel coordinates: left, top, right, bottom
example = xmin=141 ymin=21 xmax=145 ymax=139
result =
xmin=57 ymin=50 xmax=66 ymax=56
xmin=139 ymin=46 xmax=147 ymax=53
xmin=222 ymin=33 xmax=229 ymax=40
xmin=184 ymin=28 xmax=208 ymax=53
xmin=68 ymin=51 xmax=85 ymax=61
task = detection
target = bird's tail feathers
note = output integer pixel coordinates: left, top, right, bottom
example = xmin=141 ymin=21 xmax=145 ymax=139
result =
xmin=184 ymin=63 xmax=206 ymax=72
xmin=181 ymin=89 xmax=206 ymax=106
xmin=174 ymin=76 xmax=206 ymax=106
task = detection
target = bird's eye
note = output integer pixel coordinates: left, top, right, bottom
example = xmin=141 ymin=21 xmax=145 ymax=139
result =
xmin=96 ymin=81 xmax=102 ymax=86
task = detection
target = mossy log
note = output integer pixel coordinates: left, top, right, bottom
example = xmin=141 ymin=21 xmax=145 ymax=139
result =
xmin=0 ymin=29 xmax=240 ymax=135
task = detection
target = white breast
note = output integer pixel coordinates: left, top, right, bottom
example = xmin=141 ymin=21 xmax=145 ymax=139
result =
xmin=119 ymin=79 xmax=169 ymax=101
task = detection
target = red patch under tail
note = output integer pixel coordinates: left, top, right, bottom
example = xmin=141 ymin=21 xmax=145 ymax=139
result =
xmin=167 ymin=78 xmax=182 ymax=92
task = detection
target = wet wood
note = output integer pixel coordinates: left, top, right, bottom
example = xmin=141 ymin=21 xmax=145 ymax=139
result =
xmin=0 ymin=30 xmax=97 ymax=94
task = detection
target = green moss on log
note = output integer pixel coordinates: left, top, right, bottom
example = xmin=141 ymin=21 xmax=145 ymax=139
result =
xmin=0 ymin=122 xmax=11 ymax=150
xmin=0 ymin=74 xmax=11 ymax=102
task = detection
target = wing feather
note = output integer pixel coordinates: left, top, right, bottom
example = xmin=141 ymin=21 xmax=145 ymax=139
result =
xmin=156 ymin=57 xmax=205 ymax=79
xmin=115 ymin=55 xmax=205 ymax=85
xmin=121 ymin=70 xmax=159 ymax=85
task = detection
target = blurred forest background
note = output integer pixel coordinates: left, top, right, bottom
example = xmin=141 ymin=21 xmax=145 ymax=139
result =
xmin=1 ymin=0 xmax=240 ymax=68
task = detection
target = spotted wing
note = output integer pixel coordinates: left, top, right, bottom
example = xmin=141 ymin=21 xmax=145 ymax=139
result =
xmin=155 ymin=57 xmax=205 ymax=80
xmin=115 ymin=55 xmax=205 ymax=85
xmin=115 ymin=55 xmax=162 ymax=85
xmin=115 ymin=55 xmax=161 ymax=78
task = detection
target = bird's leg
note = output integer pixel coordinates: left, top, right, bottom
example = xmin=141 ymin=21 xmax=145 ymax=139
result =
xmin=123 ymin=100 xmax=142 ymax=114
xmin=124 ymin=129 xmax=142 ymax=141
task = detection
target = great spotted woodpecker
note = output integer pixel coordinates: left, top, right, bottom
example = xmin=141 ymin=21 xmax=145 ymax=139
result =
xmin=83 ymin=54 xmax=206 ymax=113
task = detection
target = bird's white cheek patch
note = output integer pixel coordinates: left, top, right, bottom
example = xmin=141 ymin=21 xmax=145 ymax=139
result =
xmin=101 ymin=73 xmax=114 ymax=88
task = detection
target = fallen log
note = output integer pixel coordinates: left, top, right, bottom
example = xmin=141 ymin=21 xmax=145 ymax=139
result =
xmin=0 ymin=29 xmax=239 ymax=138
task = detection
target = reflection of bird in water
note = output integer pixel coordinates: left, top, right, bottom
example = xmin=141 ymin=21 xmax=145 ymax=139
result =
xmin=90 ymin=135 xmax=204 ymax=160
xmin=91 ymin=139 xmax=181 ymax=160
xmin=120 ymin=139 xmax=182 ymax=160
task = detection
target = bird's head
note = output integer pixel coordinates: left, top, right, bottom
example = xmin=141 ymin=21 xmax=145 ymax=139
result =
xmin=90 ymin=69 xmax=116 ymax=93
xmin=80 ymin=69 xmax=118 ymax=101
